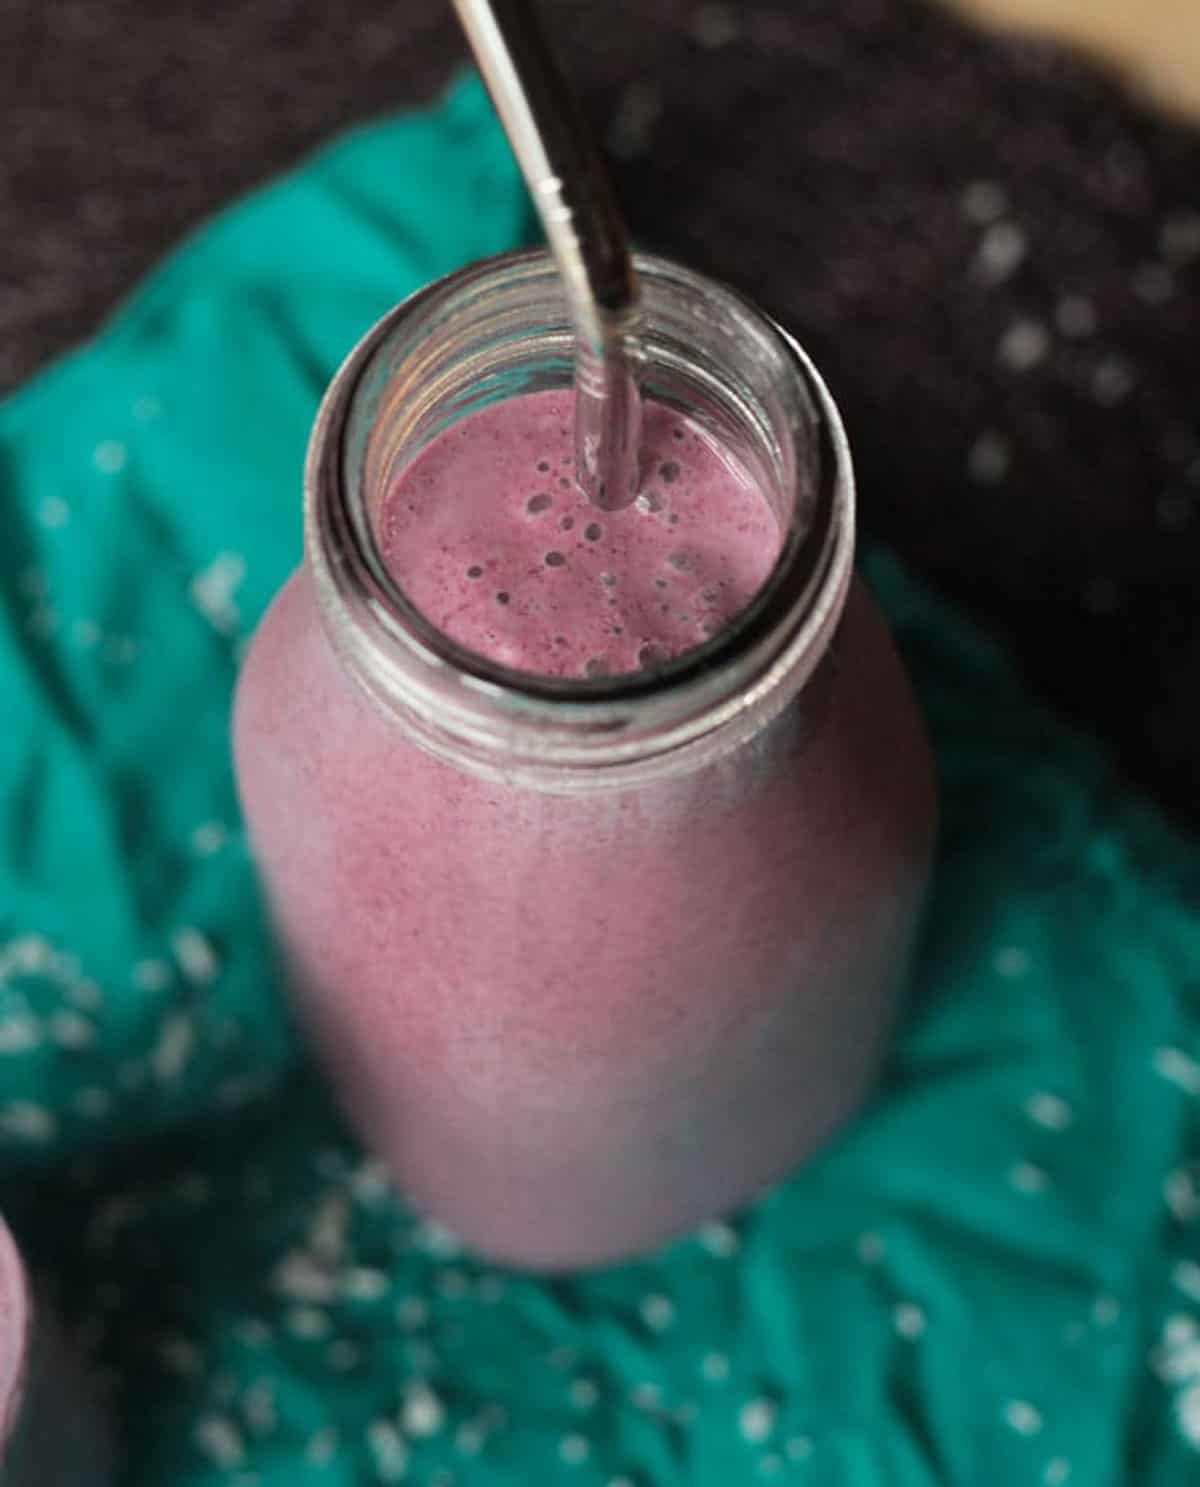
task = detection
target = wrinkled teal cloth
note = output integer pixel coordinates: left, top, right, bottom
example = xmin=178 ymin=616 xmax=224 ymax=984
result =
xmin=2 ymin=75 xmax=1199 ymax=1486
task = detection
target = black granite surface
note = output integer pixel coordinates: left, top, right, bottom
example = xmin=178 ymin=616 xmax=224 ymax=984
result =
xmin=3 ymin=0 xmax=1199 ymax=828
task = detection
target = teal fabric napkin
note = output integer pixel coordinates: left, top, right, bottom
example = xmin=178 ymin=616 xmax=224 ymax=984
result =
xmin=2 ymin=74 xmax=1199 ymax=1486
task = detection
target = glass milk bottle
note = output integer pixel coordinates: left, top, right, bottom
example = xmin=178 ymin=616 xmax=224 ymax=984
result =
xmin=234 ymin=251 xmax=936 ymax=1268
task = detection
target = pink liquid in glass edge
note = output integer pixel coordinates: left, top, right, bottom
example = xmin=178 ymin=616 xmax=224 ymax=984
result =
xmin=1 ymin=1219 xmax=111 ymax=1484
xmin=235 ymin=389 xmax=936 ymax=1268
xmin=381 ymin=390 xmax=781 ymax=677
xmin=0 ymin=1219 xmax=31 ymax=1461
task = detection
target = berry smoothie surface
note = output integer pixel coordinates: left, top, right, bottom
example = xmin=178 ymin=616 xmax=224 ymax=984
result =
xmin=379 ymin=389 xmax=782 ymax=677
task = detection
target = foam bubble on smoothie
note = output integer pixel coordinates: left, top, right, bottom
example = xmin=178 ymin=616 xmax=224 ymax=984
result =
xmin=379 ymin=389 xmax=781 ymax=680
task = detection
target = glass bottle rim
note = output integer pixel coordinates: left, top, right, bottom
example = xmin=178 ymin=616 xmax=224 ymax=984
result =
xmin=306 ymin=248 xmax=855 ymax=791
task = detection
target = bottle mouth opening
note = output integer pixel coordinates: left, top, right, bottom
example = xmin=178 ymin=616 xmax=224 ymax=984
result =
xmin=307 ymin=249 xmax=855 ymax=787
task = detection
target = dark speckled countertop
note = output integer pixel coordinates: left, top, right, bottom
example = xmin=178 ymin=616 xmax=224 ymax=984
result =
xmin=3 ymin=0 xmax=1199 ymax=827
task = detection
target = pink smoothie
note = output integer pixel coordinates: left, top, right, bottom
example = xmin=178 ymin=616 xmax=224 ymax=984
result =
xmin=381 ymin=390 xmax=781 ymax=677
xmin=235 ymin=390 xmax=936 ymax=1268
xmin=0 ymin=1220 xmax=30 ymax=1460
xmin=1 ymin=1218 xmax=110 ymax=1484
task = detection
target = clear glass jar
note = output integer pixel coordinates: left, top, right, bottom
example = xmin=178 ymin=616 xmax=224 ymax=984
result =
xmin=234 ymin=250 xmax=936 ymax=1268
